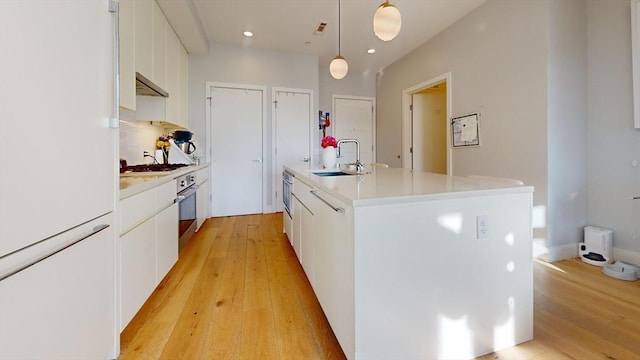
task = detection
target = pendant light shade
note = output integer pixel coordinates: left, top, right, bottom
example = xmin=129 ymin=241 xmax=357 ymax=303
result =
xmin=330 ymin=0 xmax=348 ymax=80
xmin=329 ymin=55 xmax=348 ymax=80
xmin=373 ymin=1 xmax=402 ymax=41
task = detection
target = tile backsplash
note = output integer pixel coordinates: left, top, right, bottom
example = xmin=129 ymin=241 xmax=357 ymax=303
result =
xmin=119 ymin=109 xmax=167 ymax=165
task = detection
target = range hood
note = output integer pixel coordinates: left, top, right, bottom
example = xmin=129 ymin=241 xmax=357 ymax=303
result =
xmin=135 ymin=72 xmax=168 ymax=97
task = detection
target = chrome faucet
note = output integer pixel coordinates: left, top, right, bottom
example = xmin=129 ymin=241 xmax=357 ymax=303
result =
xmin=337 ymin=138 xmax=363 ymax=172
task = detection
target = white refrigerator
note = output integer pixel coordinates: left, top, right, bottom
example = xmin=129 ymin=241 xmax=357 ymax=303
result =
xmin=0 ymin=0 xmax=118 ymax=358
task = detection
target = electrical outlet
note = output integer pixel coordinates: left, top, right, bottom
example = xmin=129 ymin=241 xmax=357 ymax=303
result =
xmin=477 ymin=215 xmax=489 ymax=239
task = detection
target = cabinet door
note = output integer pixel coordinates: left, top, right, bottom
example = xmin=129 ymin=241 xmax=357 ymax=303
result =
xmin=156 ymin=203 xmax=178 ymax=283
xmin=0 ymin=215 xmax=116 ymax=359
xmin=119 ymin=0 xmax=136 ymax=110
xmin=179 ymin=43 xmax=189 ymax=127
xmin=196 ymin=179 xmax=210 ymax=231
xmin=311 ymin=188 xmax=354 ymax=357
xmin=0 ymin=0 xmax=115 ymax=257
xmin=120 ymin=218 xmax=156 ymax=331
xmin=292 ymin=196 xmax=302 ymax=259
xmin=134 ymin=0 xmax=153 ymax=79
xmin=300 ymin=202 xmax=314 ymax=285
xmin=165 ymin=27 xmax=180 ymax=124
xmin=152 ymin=1 xmax=166 ymax=89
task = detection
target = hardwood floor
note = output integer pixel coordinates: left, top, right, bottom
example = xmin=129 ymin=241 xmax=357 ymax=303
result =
xmin=120 ymin=213 xmax=640 ymax=360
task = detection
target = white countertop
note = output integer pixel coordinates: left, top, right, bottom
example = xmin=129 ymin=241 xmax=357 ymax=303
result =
xmin=119 ymin=164 xmax=209 ymax=200
xmin=285 ymin=164 xmax=534 ymax=207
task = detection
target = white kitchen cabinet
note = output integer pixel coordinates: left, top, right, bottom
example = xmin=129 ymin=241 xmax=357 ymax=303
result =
xmin=179 ymin=42 xmax=189 ymax=127
xmin=134 ymin=0 xmax=153 ymax=80
xmin=196 ymin=179 xmax=210 ymax=231
xmin=156 ymin=202 xmax=179 ymax=283
xmin=119 ymin=0 xmax=136 ymax=111
xmin=152 ymin=1 xmax=167 ymax=90
xmin=119 ymin=180 xmax=178 ymax=331
xmin=165 ymin=26 xmax=181 ymax=125
xmin=120 ymin=216 xmax=156 ymax=331
xmin=0 ymin=214 xmax=115 ymax=359
xmin=300 ymin=200 xmax=315 ymax=284
xmin=195 ymin=166 xmax=210 ymax=231
xmin=310 ymin=188 xmax=354 ymax=358
xmin=292 ymin=196 xmax=302 ymax=258
xmin=292 ymin=178 xmax=316 ymax=284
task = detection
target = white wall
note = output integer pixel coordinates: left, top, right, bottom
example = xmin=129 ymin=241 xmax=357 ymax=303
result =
xmin=587 ymin=0 xmax=640 ymax=263
xmin=546 ymin=0 xmax=588 ymax=259
xmin=376 ymin=0 xmax=550 ymax=244
xmin=188 ymin=43 xmax=319 ymax=208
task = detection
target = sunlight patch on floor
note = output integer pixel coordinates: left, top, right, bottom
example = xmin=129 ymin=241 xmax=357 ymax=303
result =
xmin=534 ymin=258 xmax=566 ymax=273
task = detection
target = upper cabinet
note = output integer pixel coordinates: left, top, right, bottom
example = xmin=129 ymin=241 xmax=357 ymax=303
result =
xmin=151 ymin=1 xmax=167 ymax=90
xmin=120 ymin=0 xmax=189 ymax=129
xmin=119 ymin=0 xmax=136 ymax=111
xmin=134 ymin=0 xmax=153 ymax=80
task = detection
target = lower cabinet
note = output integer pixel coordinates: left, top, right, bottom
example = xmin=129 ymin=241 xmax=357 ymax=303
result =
xmin=119 ymin=181 xmax=178 ymax=331
xmin=300 ymin=199 xmax=315 ymax=285
xmin=196 ymin=178 xmax=210 ymax=231
xmin=120 ymin=218 xmax=156 ymax=330
xmin=291 ymin=178 xmax=354 ymax=357
xmin=291 ymin=196 xmax=302 ymax=259
xmin=309 ymin=188 xmax=354 ymax=358
xmin=156 ymin=202 xmax=179 ymax=283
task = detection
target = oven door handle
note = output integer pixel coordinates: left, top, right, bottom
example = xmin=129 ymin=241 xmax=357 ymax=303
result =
xmin=177 ymin=185 xmax=198 ymax=202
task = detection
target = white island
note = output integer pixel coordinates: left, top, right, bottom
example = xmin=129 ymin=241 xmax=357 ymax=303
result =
xmin=284 ymin=164 xmax=534 ymax=360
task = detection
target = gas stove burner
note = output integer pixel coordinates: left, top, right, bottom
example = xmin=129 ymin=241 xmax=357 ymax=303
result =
xmin=127 ymin=163 xmax=189 ymax=172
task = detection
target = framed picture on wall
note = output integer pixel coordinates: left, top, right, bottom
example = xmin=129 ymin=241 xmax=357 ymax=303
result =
xmin=451 ymin=113 xmax=480 ymax=147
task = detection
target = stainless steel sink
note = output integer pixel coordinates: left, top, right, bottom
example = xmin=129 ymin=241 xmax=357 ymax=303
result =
xmin=312 ymin=171 xmax=355 ymax=177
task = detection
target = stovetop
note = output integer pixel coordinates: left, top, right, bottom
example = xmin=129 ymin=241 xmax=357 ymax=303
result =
xmin=126 ymin=163 xmax=189 ymax=172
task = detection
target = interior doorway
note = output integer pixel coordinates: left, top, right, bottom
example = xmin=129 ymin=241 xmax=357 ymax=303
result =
xmin=402 ymin=73 xmax=452 ymax=174
xmin=332 ymin=95 xmax=376 ymax=166
xmin=207 ymin=83 xmax=266 ymax=217
xmin=273 ymin=88 xmax=313 ymax=212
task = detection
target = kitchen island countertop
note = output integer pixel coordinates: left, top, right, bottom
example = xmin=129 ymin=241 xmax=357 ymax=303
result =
xmin=284 ymin=164 xmax=533 ymax=207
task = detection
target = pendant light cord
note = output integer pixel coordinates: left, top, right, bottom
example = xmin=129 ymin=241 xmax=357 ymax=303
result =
xmin=338 ymin=0 xmax=341 ymax=56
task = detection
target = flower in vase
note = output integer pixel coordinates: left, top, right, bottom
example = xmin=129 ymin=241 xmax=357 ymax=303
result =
xmin=321 ymin=136 xmax=338 ymax=148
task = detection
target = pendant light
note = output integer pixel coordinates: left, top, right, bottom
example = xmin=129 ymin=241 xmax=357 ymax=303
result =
xmin=373 ymin=1 xmax=402 ymax=41
xmin=329 ymin=0 xmax=348 ymax=79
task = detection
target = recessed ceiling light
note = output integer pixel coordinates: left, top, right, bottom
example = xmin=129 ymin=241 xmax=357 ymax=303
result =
xmin=243 ymin=31 xmax=254 ymax=37
xmin=367 ymin=48 xmax=376 ymax=54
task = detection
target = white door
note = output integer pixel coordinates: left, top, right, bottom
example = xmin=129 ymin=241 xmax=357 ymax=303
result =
xmin=210 ymin=86 xmax=264 ymax=216
xmin=274 ymin=88 xmax=312 ymax=212
xmin=412 ymin=86 xmax=447 ymax=174
xmin=333 ymin=96 xmax=375 ymax=166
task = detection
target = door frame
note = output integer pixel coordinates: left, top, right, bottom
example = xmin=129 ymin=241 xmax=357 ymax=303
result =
xmin=331 ymin=94 xmax=377 ymax=163
xmin=205 ymin=81 xmax=268 ymax=214
xmin=271 ymin=87 xmax=314 ymax=212
xmin=401 ymin=72 xmax=453 ymax=174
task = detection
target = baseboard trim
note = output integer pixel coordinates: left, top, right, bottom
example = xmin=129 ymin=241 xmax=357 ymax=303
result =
xmin=534 ymin=242 xmax=640 ymax=265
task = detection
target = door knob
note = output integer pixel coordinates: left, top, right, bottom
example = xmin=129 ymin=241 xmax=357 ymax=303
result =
xmin=303 ymin=157 xmax=310 ymax=162
xmin=253 ymin=159 xmax=262 ymax=163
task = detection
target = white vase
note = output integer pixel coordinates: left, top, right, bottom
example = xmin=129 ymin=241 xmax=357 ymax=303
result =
xmin=322 ymin=146 xmax=337 ymax=169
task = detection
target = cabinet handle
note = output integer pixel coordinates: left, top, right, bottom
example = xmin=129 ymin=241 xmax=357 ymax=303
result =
xmin=0 ymin=224 xmax=110 ymax=281
xmin=633 ymin=196 xmax=640 ymax=200
xmin=310 ymin=190 xmax=345 ymax=213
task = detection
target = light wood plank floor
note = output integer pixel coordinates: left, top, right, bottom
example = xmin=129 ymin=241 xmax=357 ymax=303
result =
xmin=120 ymin=213 xmax=640 ymax=360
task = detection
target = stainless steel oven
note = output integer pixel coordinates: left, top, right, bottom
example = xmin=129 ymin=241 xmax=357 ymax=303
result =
xmin=177 ymin=173 xmax=197 ymax=250
xmin=283 ymin=170 xmax=293 ymax=216
xmin=282 ymin=170 xmax=294 ymax=239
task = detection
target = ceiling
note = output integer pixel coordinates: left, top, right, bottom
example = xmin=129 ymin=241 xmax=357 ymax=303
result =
xmin=159 ymin=0 xmax=486 ymax=75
